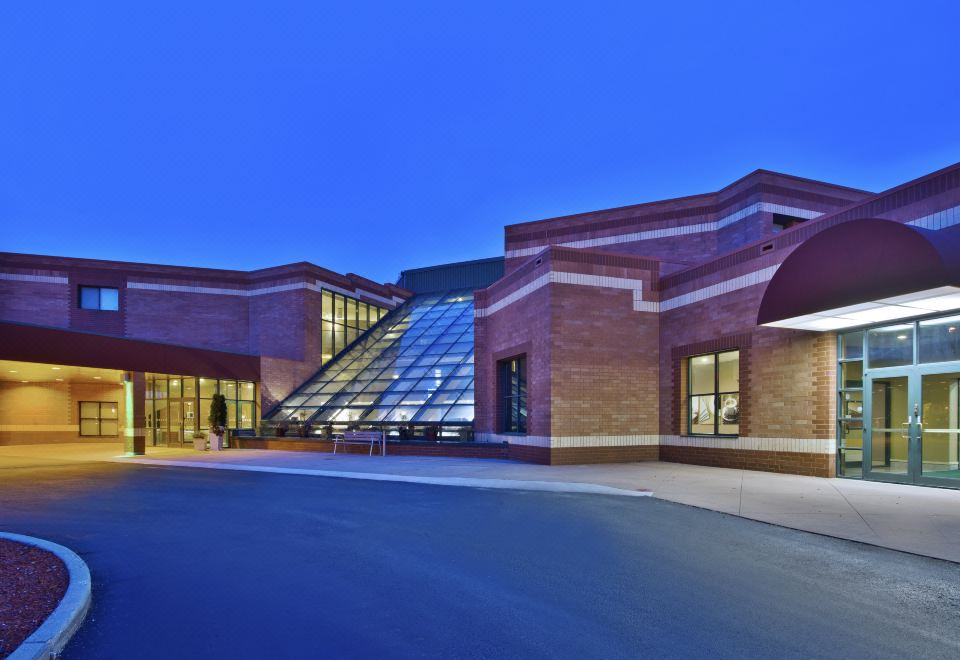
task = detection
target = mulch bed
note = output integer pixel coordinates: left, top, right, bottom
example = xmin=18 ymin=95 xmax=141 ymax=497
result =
xmin=0 ymin=539 xmax=69 ymax=659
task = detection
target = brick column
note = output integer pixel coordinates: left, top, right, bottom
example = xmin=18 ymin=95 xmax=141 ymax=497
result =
xmin=124 ymin=371 xmax=146 ymax=455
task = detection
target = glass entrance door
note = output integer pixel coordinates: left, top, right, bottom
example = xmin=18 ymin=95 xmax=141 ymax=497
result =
xmin=919 ymin=370 xmax=960 ymax=486
xmin=864 ymin=371 xmax=915 ymax=483
xmin=864 ymin=367 xmax=960 ymax=486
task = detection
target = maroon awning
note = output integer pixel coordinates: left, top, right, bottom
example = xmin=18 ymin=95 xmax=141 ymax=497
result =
xmin=757 ymin=218 xmax=960 ymax=329
xmin=0 ymin=321 xmax=261 ymax=380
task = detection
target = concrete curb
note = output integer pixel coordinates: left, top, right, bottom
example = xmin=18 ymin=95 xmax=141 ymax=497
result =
xmin=2 ymin=532 xmax=91 ymax=660
xmin=115 ymin=457 xmax=654 ymax=498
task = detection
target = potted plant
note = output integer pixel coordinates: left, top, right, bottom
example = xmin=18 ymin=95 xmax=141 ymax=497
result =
xmin=207 ymin=393 xmax=228 ymax=451
xmin=192 ymin=431 xmax=207 ymax=451
xmin=276 ymin=420 xmax=288 ymax=437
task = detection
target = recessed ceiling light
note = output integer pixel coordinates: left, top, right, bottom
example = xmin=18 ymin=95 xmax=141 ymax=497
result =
xmin=93 ymin=376 xmax=102 ymax=380
xmin=897 ymin=335 xmax=908 ymax=340
xmin=21 ymin=380 xmax=28 ymax=383
xmin=51 ymin=366 xmax=61 ymax=370
xmin=8 ymin=370 xmax=16 ymax=373
xmin=55 ymin=378 xmax=64 ymax=381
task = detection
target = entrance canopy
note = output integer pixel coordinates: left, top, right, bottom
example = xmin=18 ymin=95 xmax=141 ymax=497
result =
xmin=758 ymin=219 xmax=960 ymax=331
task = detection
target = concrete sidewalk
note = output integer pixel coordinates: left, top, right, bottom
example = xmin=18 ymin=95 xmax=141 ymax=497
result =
xmin=2 ymin=442 xmax=960 ymax=563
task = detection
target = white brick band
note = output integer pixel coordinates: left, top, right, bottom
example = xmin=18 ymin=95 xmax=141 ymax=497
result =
xmin=476 ymin=432 xmax=835 ymax=453
xmin=127 ymin=280 xmax=398 ymax=307
xmin=505 ymin=203 xmax=822 ymax=258
xmin=0 ymin=272 xmax=69 ymax=284
xmin=475 ymin=271 xmax=650 ymax=317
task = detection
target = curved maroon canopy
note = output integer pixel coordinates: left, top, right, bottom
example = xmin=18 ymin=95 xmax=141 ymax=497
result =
xmin=757 ymin=218 xmax=960 ymax=326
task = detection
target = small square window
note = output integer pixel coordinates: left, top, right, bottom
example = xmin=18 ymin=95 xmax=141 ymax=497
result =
xmin=78 ymin=286 xmax=120 ymax=311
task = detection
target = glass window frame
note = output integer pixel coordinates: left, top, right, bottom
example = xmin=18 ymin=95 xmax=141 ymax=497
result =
xmin=78 ymin=400 xmax=119 ymax=436
xmin=78 ymin=285 xmax=120 ymax=311
xmin=686 ymin=349 xmax=739 ymax=437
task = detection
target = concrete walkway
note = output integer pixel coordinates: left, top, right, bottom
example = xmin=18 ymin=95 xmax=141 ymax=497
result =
xmin=2 ymin=442 xmax=960 ymax=563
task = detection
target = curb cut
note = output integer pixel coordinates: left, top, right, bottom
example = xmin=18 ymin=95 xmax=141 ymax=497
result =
xmin=1 ymin=532 xmax=91 ymax=660
xmin=114 ymin=457 xmax=654 ymax=498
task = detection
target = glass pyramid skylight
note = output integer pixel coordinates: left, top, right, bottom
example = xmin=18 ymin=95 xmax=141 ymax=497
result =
xmin=266 ymin=290 xmax=475 ymax=428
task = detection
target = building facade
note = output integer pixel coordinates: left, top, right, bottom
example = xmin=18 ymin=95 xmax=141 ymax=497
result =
xmin=4 ymin=162 xmax=960 ymax=489
xmin=0 ymin=253 xmax=409 ymax=451
xmin=474 ymin=164 xmax=960 ymax=489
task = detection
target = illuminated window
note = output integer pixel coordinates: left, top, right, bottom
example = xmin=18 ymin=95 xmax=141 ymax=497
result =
xmin=79 ymin=401 xmax=119 ymax=436
xmin=79 ymin=286 xmax=119 ymax=311
xmin=498 ymin=355 xmax=527 ymax=434
xmin=688 ymin=350 xmax=739 ymax=436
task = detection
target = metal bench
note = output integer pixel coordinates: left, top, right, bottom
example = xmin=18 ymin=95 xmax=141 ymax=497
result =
xmin=333 ymin=430 xmax=385 ymax=456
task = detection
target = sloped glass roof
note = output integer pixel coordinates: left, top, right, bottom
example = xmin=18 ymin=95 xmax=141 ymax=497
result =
xmin=266 ymin=290 xmax=475 ymax=426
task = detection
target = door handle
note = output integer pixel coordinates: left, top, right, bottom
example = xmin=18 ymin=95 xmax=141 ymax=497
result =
xmin=900 ymin=421 xmax=911 ymax=439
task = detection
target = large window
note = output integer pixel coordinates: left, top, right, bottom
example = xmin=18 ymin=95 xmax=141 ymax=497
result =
xmin=79 ymin=401 xmax=119 ymax=436
xmin=320 ymin=290 xmax=386 ymax=366
xmin=687 ymin=350 xmax=739 ymax=436
xmin=79 ymin=286 xmax=119 ymax=311
xmin=499 ymin=355 xmax=527 ymax=434
xmin=145 ymin=375 xmax=258 ymax=446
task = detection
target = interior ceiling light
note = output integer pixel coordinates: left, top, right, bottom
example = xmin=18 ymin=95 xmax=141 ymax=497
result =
xmin=763 ymin=286 xmax=960 ymax=331
xmin=51 ymin=366 xmax=61 ymax=370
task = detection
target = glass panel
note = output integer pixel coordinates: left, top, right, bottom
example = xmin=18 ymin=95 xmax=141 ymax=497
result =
xmin=718 ymin=351 xmax=738 ymax=392
xmin=385 ymin=407 xmax=419 ymax=423
xmin=334 ymin=294 xmax=346 ymax=324
xmin=182 ymin=377 xmax=197 ymax=398
xmin=920 ymin=372 xmax=960 ymax=479
xmin=239 ymin=402 xmax=255 ymax=429
xmin=839 ymin=420 xmax=864 ymax=478
xmin=840 ymin=361 xmax=863 ymax=389
xmin=414 ymin=406 xmax=451 ymax=422
xmin=867 ymin=324 xmax=913 ymax=368
xmin=80 ymin=419 xmax=100 ymax=435
xmin=346 ymin=298 xmax=358 ymax=328
xmin=841 ymin=331 xmax=864 ymax=360
xmin=689 ymin=395 xmax=715 ymax=434
xmin=198 ymin=377 xmax=217 ymax=398
xmin=100 ymin=420 xmax=118 ymax=436
xmin=443 ymin=405 xmax=474 ymax=422
xmin=222 ymin=380 xmax=238 ymax=400
xmin=869 ymin=376 xmax=909 ymax=475
xmin=99 ymin=287 xmax=119 ymax=310
xmin=322 ymin=291 xmax=334 ymax=321
xmin=101 ymin=402 xmax=118 ymax=419
xmin=717 ymin=393 xmax=739 ymax=435
xmin=169 ymin=378 xmax=182 ymax=399
xmin=240 ymin=382 xmax=256 ymax=401
xmin=227 ymin=402 xmax=237 ymax=428
xmin=840 ymin=391 xmax=864 ymax=419
xmin=918 ymin=315 xmax=960 ymax=364
xmin=79 ymin=286 xmax=100 ymax=310
xmin=79 ymin=401 xmax=100 ymax=418
xmin=689 ymin=354 xmax=716 ymax=395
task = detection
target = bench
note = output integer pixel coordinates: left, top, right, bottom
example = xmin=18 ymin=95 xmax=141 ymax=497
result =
xmin=333 ymin=431 xmax=385 ymax=456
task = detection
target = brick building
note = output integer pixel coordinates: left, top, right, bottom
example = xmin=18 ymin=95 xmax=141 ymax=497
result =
xmin=0 ymin=254 xmax=409 ymax=452
xmin=4 ymin=162 xmax=960 ymax=489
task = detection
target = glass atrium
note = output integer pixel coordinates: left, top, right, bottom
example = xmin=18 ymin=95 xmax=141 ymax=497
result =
xmin=266 ymin=290 xmax=475 ymax=436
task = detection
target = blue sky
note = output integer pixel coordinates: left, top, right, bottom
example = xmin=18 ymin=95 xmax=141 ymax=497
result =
xmin=2 ymin=1 xmax=958 ymax=283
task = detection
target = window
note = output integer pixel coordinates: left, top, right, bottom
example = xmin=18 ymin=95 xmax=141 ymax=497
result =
xmin=687 ymin=350 xmax=739 ymax=435
xmin=772 ymin=213 xmax=808 ymax=232
xmin=499 ymin=355 xmax=527 ymax=433
xmin=78 ymin=286 xmax=119 ymax=311
xmin=79 ymin=401 xmax=119 ymax=436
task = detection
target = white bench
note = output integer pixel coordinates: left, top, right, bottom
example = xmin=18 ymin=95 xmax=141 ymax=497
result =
xmin=333 ymin=431 xmax=385 ymax=456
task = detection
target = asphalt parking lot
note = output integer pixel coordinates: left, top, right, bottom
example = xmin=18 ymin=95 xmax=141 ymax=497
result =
xmin=1 ymin=459 xmax=958 ymax=659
